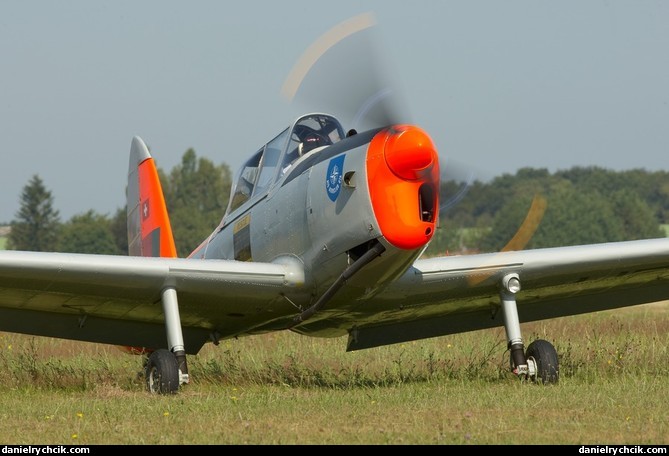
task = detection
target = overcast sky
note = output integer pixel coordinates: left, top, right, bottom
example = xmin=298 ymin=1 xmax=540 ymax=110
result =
xmin=1 ymin=1 xmax=668 ymax=223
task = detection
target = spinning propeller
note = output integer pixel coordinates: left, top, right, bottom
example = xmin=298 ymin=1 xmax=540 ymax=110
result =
xmin=281 ymin=12 xmax=546 ymax=257
xmin=281 ymin=12 xmax=409 ymax=132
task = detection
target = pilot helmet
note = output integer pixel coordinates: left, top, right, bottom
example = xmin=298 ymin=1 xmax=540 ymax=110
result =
xmin=299 ymin=133 xmax=322 ymax=155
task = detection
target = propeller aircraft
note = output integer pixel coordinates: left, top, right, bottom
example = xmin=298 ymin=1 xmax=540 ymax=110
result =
xmin=1 ymin=14 xmax=668 ymax=394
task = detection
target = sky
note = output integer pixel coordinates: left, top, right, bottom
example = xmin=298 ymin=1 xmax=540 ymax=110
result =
xmin=1 ymin=1 xmax=668 ymax=223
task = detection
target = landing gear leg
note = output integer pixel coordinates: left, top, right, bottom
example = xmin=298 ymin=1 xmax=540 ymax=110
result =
xmin=162 ymin=287 xmax=189 ymax=386
xmin=500 ymin=274 xmax=529 ymax=378
xmin=145 ymin=287 xmax=190 ymax=394
xmin=499 ymin=274 xmax=558 ymax=384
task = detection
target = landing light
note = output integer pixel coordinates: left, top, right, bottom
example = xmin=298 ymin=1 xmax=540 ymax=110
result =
xmin=502 ymin=273 xmax=521 ymax=294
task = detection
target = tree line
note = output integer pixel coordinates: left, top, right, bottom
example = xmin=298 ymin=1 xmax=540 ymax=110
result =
xmin=424 ymin=166 xmax=669 ymax=256
xmin=4 ymin=149 xmax=668 ymax=257
xmin=5 ymin=148 xmax=231 ymax=258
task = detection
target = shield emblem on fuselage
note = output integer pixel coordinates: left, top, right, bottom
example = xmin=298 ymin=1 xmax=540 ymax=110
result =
xmin=325 ymin=155 xmax=345 ymax=202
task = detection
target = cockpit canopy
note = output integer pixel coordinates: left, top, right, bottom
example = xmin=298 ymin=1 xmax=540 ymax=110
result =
xmin=225 ymin=114 xmax=345 ymax=217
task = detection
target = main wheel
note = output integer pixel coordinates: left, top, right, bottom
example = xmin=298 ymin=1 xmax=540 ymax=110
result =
xmin=526 ymin=339 xmax=559 ymax=384
xmin=145 ymin=349 xmax=180 ymax=394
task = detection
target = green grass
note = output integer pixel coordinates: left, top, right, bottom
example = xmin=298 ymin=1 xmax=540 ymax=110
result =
xmin=0 ymin=236 xmax=6 ymax=250
xmin=0 ymin=302 xmax=668 ymax=444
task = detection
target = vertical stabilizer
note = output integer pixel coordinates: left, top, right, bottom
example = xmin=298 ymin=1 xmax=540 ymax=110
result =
xmin=127 ymin=136 xmax=177 ymax=258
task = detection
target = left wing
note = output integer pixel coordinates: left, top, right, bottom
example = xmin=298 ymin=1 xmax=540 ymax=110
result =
xmin=0 ymin=251 xmax=304 ymax=354
xmin=343 ymin=237 xmax=669 ymax=350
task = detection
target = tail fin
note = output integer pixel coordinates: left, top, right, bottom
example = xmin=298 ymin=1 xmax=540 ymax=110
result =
xmin=127 ymin=136 xmax=177 ymax=258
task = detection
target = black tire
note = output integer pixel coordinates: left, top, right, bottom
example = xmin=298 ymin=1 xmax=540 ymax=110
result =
xmin=145 ymin=349 xmax=180 ymax=394
xmin=526 ymin=339 xmax=559 ymax=384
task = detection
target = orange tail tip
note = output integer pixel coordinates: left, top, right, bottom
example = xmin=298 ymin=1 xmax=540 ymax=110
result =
xmin=127 ymin=136 xmax=177 ymax=258
xmin=122 ymin=137 xmax=177 ymax=356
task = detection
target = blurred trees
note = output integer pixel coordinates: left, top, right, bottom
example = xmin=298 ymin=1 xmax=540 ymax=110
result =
xmin=161 ymin=148 xmax=232 ymax=257
xmin=7 ymin=175 xmax=61 ymax=251
xmin=57 ymin=210 xmax=119 ymax=254
xmin=4 ymin=149 xmax=231 ymax=256
xmin=428 ymin=166 xmax=667 ymax=256
xmin=4 ymin=162 xmax=667 ymax=257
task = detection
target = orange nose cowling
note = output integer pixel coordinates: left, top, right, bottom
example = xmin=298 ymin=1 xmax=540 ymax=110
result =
xmin=367 ymin=125 xmax=440 ymax=250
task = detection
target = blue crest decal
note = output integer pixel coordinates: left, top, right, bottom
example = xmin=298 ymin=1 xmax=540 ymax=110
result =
xmin=325 ymin=155 xmax=345 ymax=202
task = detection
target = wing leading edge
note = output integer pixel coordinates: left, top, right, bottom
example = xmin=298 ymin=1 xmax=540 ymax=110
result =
xmin=0 ymin=251 xmax=305 ymax=354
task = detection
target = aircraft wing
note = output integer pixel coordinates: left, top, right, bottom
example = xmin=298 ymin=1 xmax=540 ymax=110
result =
xmin=2 ymin=239 xmax=668 ymax=355
xmin=345 ymin=238 xmax=669 ymax=351
xmin=0 ymin=251 xmax=304 ymax=354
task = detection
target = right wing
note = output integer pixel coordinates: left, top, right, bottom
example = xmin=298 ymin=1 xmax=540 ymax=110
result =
xmin=344 ymin=237 xmax=669 ymax=351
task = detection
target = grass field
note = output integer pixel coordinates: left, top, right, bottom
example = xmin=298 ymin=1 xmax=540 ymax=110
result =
xmin=0 ymin=302 xmax=668 ymax=445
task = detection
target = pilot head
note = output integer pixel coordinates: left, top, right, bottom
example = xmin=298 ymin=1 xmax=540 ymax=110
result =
xmin=299 ymin=133 xmax=322 ymax=156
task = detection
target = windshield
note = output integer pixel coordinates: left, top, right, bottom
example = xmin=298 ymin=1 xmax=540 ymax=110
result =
xmin=281 ymin=114 xmax=345 ymax=174
xmin=225 ymin=114 xmax=345 ymax=218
